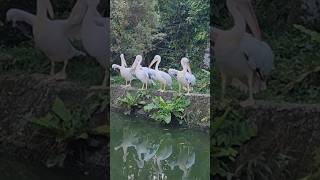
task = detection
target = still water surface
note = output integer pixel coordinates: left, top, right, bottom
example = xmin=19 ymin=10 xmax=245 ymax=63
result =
xmin=110 ymin=112 xmax=210 ymax=180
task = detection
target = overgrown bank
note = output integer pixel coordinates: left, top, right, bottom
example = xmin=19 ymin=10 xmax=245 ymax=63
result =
xmin=0 ymin=73 xmax=109 ymax=179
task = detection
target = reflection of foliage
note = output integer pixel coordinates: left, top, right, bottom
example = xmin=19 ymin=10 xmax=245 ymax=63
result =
xmin=211 ymin=108 xmax=257 ymax=179
xmin=144 ymin=95 xmax=190 ymax=124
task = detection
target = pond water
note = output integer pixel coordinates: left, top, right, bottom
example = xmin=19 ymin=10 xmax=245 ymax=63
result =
xmin=0 ymin=157 xmax=99 ymax=180
xmin=110 ymin=112 xmax=210 ymax=180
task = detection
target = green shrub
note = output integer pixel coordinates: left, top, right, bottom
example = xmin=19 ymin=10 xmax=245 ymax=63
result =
xmin=144 ymin=95 xmax=190 ymax=124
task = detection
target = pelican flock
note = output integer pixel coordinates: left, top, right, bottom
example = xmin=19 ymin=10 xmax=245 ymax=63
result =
xmin=112 ymin=55 xmax=197 ymax=94
xmin=6 ymin=0 xmax=86 ymax=80
xmin=6 ymin=0 xmax=201 ymax=95
xmin=6 ymin=0 xmax=109 ymax=88
xmin=212 ymin=0 xmax=274 ymax=107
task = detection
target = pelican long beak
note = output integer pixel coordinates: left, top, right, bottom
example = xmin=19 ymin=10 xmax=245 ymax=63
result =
xmin=238 ymin=2 xmax=261 ymax=40
xmin=149 ymin=58 xmax=157 ymax=68
xmin=120 ymin=54 xmax=128 ymax=67
xmin=131 ymin=58 xmax=138 ymax=69
xmin=45 ymin=0 xmax=54 ymax=19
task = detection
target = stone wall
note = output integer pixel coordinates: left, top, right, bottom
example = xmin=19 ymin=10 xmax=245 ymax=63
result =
xmin=110 ymin=86 xmax=211 ymax=130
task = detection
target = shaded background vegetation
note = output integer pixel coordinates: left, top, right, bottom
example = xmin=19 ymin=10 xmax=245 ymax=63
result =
xmin=211 ymin=0 xmax=320 ymax=103
xmin=111 ymin=0 xmax=209 ymax=70
xmin=0 ymin=0 xmax=110 ymax=86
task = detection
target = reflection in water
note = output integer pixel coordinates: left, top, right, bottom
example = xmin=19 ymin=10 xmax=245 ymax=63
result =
xmin=169 ymin=146 xmax=196 ymax=179
xmin=111 ymin=113 xmax=209 ymax=180
xmin=114 ymin=128 xmax=139 ymax=162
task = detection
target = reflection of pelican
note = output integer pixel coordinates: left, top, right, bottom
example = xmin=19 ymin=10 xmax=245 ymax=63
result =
xmin=132 ymin=138 xmax=149 ymax=169
xmin=213 ymin=0 xmax=274 ymax=107
xmin=112 ymin=54 xmax=135 ymax=87
xmin=133 ymin=55 xmax=156 ymax=90
xmin=169 ymin=147 xmax=195 ymax=179
xmin=149 ymin=55 xmax=172 ymax=92
xmin=144 ymin=144 xmax=160 ymax=161
xmin=168 ymin=58 xmax=196 ymax=94
xmin=81 ymin=0 xmax=110 ymax=88
xmin=153 ymin=136 xmax=173 ymax=173
xmin=6 ymin=0 xmax=86 ymax=80
xmin=114 ymin=129 xmax=139 ymax=162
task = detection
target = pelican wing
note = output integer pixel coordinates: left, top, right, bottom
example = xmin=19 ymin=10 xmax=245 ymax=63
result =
xmin=186 ymin=72 xmax=196 ymax=86
xmin=168 ymin=69 xmax=178 ymax=78
xmin=240 ymin=34 xmax=274 ymax=76
xmin=159 ymin=71 xmax=173 ymax=87
xmin=6 ymin=9 xmax=36 ymax=27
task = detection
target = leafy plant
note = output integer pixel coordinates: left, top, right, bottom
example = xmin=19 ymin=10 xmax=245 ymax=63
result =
xmin=211 ymin=108 xmax=257 ymax=179
xmin=294 ymin=25 xmax=320 ymax=43
xmin=194 ymin=69 xmax=210 ymax=94
xmin=143 ymin=95 xmax=190 ymax=124
xmin=31 ymin=97 xmax=90 ymax=142
xmin=118 ymin=92 xmax=147 ymax=114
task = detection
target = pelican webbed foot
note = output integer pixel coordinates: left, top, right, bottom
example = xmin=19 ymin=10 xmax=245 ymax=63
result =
xmin=240 ymin=98 xmax=255 ymax=107
xmin=53 ymin=71 xmax=67 ymax=80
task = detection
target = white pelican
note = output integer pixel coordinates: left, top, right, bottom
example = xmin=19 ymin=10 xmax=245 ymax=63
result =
xmin=80 ymin=0 xmax=110 ymax=88
xmin=168 ymin=57 xmax=196 ymax=94
xmin=133 ymin=55 xmax=156 ymax=90
xmin=212 ymin=0 xmax=274 ymax=107
xmin=149 ymin=55 xmax=173 ymax=92
xmin=6 ymin=0 xmax=86 ymax=80
xmin=112 ymin=54 xmax=135 ymax=87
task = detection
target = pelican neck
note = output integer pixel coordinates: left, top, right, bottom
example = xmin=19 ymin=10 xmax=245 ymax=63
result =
xmin=226 ymin=0 xmax=246 ymax=39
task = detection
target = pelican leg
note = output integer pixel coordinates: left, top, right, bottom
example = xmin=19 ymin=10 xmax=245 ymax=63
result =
xmin=163 ymin=84 xmax=166 ymax=92
xmin=101 ymin=68 xmax=109 ymax=87
xmin=187 ymin=84 xmax=190 ymax=95
xmin=129 ymin=80 xmax=132 ymax=87
xmin=221 ymin=72 xmax=226 ymax=100
xmin=179 ymin=84 xmax=181 ymax=94
xmin=140 ymin=83 xmax=145 ymax=90
xmin=159 ymin=83 xmax=163 ymax=92
xmin=240 ymin=72 xmax=255 ymax=107
xmin=50 ymin=61 xmax=55 ymax=76
xmin=146 ymin=83 xmax=148 ymax=90
xmin=55 ymin=60 xmax=68 ymax=80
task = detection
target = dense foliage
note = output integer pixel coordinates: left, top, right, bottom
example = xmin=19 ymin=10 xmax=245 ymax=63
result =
xmin=111 ymin=0 xmax=209 ymax=70
xmin=211 ymin=108 xmax=257 ymax=179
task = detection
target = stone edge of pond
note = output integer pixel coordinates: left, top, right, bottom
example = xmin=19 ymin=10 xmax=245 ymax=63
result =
xmin=110 ymin=85 xmax=211 ymax=131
